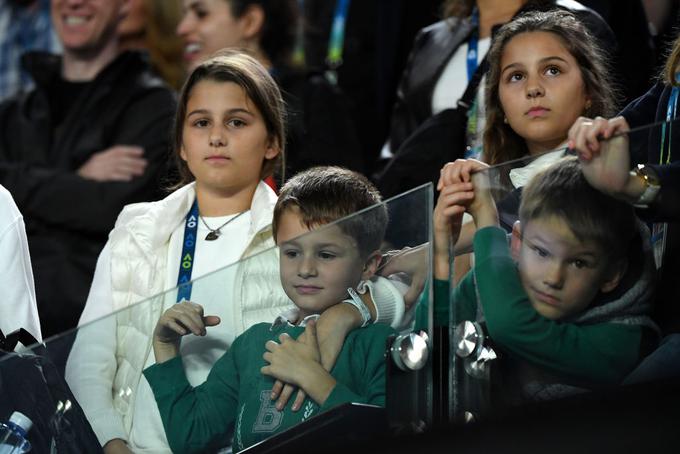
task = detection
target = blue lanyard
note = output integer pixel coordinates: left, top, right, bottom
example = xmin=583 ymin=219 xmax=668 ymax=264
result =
xmin=176 ymin=200 xmax=199 ymax=303
xmin=326 ymin=0 xmax=351 ymax=69
xmin=466 ymin=9 xmax=480 ymax=81
xmin=661 ymin=84 xmax=679 ymax=165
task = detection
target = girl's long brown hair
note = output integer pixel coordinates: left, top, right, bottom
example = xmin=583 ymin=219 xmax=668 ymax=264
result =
xmin=483 ymin=10 xmax=617 ymax=165
xmin=171 ymin=49 xmax=287 ymax=188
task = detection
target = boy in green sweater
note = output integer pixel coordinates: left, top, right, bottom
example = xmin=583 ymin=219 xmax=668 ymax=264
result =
xmin=434 ymin=157 xmax=658 ymax=400
xmin=143 ymin=167 xmax=396 ymax=452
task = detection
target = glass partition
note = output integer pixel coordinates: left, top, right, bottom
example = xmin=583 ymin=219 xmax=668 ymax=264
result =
xmin=0 ymin=183 xmax=432 ymax=453
xmin=448 ymin=118 xmax=680 ymax=423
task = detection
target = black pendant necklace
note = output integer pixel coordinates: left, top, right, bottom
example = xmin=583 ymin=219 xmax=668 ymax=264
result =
xmin=200 ymin=211 xmax=247 ymax=241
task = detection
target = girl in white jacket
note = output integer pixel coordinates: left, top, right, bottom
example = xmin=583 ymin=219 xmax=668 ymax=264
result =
xmin=66 ymin=50 xmax=405 ymax=454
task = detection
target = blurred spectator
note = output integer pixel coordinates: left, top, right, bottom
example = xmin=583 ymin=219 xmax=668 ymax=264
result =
xmin=0 ymin=0 xmax=61 ymax=100
xmin=302 ymin=0 xmax=442 ymax=174
xmin=176 ymin=0 xmax=363 ymax=178
xmin=118 ymin=0 xmax=185 ymax=90
xmin=0 ymin=0 xmax=176 ymax=339
xmin=578 ymin=0 xmax=657 ymax=103
xmin=643 ymin=0 xmax=680 ymax=67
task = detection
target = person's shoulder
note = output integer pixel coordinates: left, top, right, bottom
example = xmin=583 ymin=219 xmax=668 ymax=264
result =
xmin=421 ymin=17 xmax=463 ymax=35
xmin=108 ymin=51 xmax=176 ymax=101
xmin=114 ymin=184 xmax=194 ymax=229
xmin=0 ymin=185 xmax=21 ymax=228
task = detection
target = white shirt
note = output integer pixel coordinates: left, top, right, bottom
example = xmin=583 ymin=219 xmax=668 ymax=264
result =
xmin=431 ymin=37 xmax=491 ymax=115
xmin=381 ymin=37 xmax=491 ymax=159
xmin=0 ymin=185 xmax=41 ymax=343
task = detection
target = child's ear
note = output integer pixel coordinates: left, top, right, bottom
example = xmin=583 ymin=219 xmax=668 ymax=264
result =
xmin=361 ymin=250 xmax=382 ymax=281
xmin=600 ymin=259 xmax=628 ymax=293
xmin=239 ymin=4 xmax=266 ymax=41
xmin=180 ymin=145 xmax=188 ymax=162
xmin=510 ymin=221 xmax=522 ymax=261
xmin=264 ymin=138 xmax=280 ymax=160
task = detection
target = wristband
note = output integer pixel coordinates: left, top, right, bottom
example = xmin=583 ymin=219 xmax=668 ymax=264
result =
xmin=343 ymin=287 xmax=371 ymax=327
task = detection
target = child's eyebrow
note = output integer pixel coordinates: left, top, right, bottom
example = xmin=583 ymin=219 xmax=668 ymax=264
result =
xmin=186 ymin=108 xmax=254 ymax=117
xmin=501 ymin=56 xmax=569 ymax=75
xmin=527 ymin=234 xmax=599 ymax=258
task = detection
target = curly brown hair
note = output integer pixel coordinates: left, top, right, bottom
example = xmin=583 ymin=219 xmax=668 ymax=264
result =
xmin=483 ymin=10 xmax=617 ymax=165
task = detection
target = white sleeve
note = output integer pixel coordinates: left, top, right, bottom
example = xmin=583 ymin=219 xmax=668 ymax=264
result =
xmin=0 ymin=213 xmax=42 ymax=343
xmin=366 ymin=275 xmax=410 ymax=329
xmin=65 ymin=243 xmax=128 ymax=445
xmin=77 ymin=242 xmax=115 ymax=326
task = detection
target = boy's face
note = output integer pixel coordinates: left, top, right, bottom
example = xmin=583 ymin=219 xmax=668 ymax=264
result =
xmin=276 ymin=207 xmax=376 ymax=319
xmin=511 ymin=216 xmax=623 ymax=321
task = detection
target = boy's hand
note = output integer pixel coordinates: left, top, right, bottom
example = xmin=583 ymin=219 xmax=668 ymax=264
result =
xmin=468 ymin=170 xmax=498 ymax=228
xmin=437 ymin=159 xmax=497 ymax=230
xmin=437 ymin=158 xmax=489 ymax=190
xmin=261 ymin=320 xmax=336 ymax=407
xmin=378 ymin=244 xmax=428 ymax=307
xmin=434 ymin=181 xmax=474 ymax=279
xmin=269 ymin=304 xmax=357 ymax=411
xmin=152 ymin=301 xmax=220 ymax=363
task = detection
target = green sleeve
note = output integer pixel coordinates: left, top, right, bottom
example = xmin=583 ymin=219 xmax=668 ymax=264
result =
xmin=432 ymin=279 xmax=449 ymax=327
xmin=450 ymin=272 xmax=478 ymax=324
xmin=143 ymin=338 xmax=243 ymax=454
xmin=473 ymin=226 xmax=643 ymax=384
xmin=320 ymin=325 xmax=393 ymax=411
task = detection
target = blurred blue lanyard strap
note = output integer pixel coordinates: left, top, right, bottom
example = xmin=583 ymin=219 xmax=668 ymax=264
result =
xmin=661 ymin=82 xmax=680 ymax=164
xmin=466 ymin=8 xmax=480 ymax=81
xmin=326 ymin=0 xmax=351 ymax=81
xmin=176 ymin=200 xmax=199 ymax=303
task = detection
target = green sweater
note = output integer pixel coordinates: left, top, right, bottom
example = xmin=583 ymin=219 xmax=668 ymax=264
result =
xmin=450 ymin=226 xmax=654 ymax=386
xmin=144 ymin=322 xmax=395 ymax=453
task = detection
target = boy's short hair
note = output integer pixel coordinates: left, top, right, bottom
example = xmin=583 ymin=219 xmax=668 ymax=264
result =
xmin=519 ymin=157 xmax=636 ymax=262
xmin=273 ymin=166 xmax=388 ymax=257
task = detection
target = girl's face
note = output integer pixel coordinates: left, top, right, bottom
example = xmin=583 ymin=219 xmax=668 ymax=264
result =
xmin=177 ymin=0 xmax=251 ymax=72
xmin=117 ymin=0 xmax=146 ymax=39
xmin=180 ymin=79 xmax=279 ymax=195
xmin=498 ymin=31 xmax=590 ymax=155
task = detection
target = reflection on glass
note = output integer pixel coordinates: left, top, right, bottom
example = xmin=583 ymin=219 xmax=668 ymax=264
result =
xmin=447 ymin=119 xmax=680 ymax=421
xmin=1 ymin=183 xmax=432 ymax=452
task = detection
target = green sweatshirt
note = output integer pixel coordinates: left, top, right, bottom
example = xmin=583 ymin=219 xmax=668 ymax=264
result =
xmin=450 ymin=226 xmax=653 ymax=386
xmin=144 ymin=322 xmax=395 ymax=453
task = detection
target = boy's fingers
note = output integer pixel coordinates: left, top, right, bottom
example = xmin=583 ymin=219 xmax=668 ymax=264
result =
xmin=271 ymin=380 xmax=284 ymax=399
xmin=265 ymin=340 xmax=279 ymax=352
xmin=173 ymin=312 xmax=204 ymax=336
xmin=262 ymin=351 xmax=273 ymax=364
xmin=305 ymin=319 xmax=318 ymax=346
xmin=164 ymin=320 xmax=187 ymax=336
xmin=276 ymin=384 xmax=296 ymax=411
xmin=292 ymin=390 xmax=306 ymax=412
xmin=203 ymin=315 xmax=221 ymax=327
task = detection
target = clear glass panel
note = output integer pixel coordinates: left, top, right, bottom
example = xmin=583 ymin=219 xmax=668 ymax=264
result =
xmin=0 ymin=184 xmax=432 ymax=452
xmin=448 ymin=118 xmax=680 ymax=422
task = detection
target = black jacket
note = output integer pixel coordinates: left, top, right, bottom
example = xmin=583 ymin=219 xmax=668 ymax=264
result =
xmin=0 ymin=50 xmax=176 ymax=338
xmin=387 ymin=0 xmax=616 ymax=156
xmin=276 ymin=67 xmax=363 ymax=178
